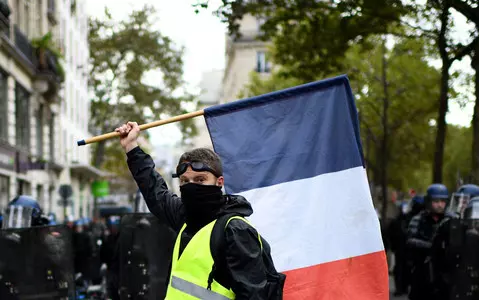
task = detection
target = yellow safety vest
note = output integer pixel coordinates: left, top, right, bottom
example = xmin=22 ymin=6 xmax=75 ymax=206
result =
xmin=165 ymin=216 xmax=261 ymax=300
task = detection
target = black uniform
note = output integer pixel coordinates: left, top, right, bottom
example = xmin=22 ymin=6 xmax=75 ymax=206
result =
xmin=407 ymin=210 xmax=451 ymax=300
xmin=101 ymin=231 xmax=120 ymax=300
xmin=0 ymin=226 xmax=74 ymax=299
xmin=127 ymin=147 xmax=272 ymax=299
xmin=388 ymin=210 xmax=410 ymax=295
xmin=431 ymin=218 xmax=479 ymax=299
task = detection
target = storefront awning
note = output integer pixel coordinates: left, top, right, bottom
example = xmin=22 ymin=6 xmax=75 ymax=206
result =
xmin=70 ymin=163 xmax=111 ymax=178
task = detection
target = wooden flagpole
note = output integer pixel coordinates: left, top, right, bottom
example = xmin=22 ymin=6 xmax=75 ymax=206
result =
xmin=77 ymin=109 xmax=205 ymax=146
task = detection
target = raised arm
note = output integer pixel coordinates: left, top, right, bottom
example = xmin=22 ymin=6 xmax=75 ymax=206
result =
xmin=116 ymin=122 xmax=185 ymax=231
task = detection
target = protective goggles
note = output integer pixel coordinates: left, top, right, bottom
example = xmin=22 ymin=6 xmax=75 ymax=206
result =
xmin=172 ymin=161 xmax=221 ymax=178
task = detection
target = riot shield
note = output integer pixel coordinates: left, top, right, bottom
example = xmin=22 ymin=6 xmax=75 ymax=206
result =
xmin=449 ymin=201 xmax=479 ymax=299
xmin=0 ymin=225 xmax=75 ymax=299
xmin=119 ymin=213 xmax=177 ymax=300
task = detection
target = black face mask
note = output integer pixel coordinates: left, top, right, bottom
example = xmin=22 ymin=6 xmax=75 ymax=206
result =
xmin=180 ymin=183 xmax=225 ymax=227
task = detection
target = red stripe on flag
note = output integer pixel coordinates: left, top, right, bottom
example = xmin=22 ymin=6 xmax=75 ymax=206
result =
xmin=283 ymin=250 xmax=388 ymax=300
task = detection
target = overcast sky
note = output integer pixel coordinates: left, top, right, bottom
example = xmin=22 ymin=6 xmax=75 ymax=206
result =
xmin=85 ymin=1 xmax=475 ymax=149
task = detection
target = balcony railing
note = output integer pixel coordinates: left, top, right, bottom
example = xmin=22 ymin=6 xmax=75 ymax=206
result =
xmin=14 ymin=25 xmax=36 ymax=66
xmin=0 ymin=10 xmax=8 ymax=37
xmin=40 ymin=49 xmax=60 ymax=76
xmin=0 ymin=1 xmax=10 ymax=36
xmin=228 ymin=29 xmax=265 ymax=43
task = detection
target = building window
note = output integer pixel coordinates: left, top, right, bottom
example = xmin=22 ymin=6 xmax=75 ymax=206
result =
xmin=37 ymin=104 xmax=44 ymax=158
xmin=49 ymin=113 xmax=55 ymax=162
xmin=256 ymin=51 xmax=271 ymax=73
xmin=0 ymin=175 xmax=9 ymax=209
xmin=0 ymin=71 xmax=8 ymax=141
xmin=17 ymin=179 xmax=31 ymax=195
xmin=23 ymin=0 xmax=30 ymax=36
xmin=47 ymin=0 xmax=55 ymax=14
xmin=15 ymin=83 xmax=30 ymax=150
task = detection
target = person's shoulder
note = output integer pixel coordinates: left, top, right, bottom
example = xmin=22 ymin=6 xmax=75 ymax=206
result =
xmin=224 ymin=216 xmax=257 ymax=234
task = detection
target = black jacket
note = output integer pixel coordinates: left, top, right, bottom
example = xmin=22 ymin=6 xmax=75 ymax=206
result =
xmin=406 ymin=210 xmax=451 ymax=300
xmin=127 ymin=147 xmax=268 ymax=299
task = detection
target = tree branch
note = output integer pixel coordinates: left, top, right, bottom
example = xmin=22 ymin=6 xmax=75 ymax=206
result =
xmin=361 ymin=99 xmax=382 ymax=118
xmin=452 ymin=36 xmax=479 ymax=61
xmin=361 ymin=118 xmax=379 ymax=145
xmin=390 ymin=31 xmax=437 ymax=40
xmin=438 ymin=1 xmax=451 ymax=64
xmin=399 ymin=19 xmax=436 ymax=35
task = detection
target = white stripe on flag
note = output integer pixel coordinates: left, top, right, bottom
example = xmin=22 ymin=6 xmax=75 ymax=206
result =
xmin=239 ymin=166 xmax=383 ymax=272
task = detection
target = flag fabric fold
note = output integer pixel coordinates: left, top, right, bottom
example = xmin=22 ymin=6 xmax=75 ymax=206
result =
xmin=204 ymin=75 xmax=388 ymax=299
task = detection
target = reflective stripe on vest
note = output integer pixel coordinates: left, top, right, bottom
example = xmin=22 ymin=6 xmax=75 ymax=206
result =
xmin=170 ymin=276 xmax=231 ymax=300
xmin=165 ymin=216 xmax=260 ymax=300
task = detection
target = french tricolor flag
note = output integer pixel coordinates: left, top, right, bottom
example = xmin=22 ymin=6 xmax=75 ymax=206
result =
xmin=204 ymin=75 xmax=388 ymax=299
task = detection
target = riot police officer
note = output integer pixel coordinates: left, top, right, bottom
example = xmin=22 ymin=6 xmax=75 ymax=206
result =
xmin=431 ymin=186 xmax=479 ymax=299
xmin=2 ymin=195 xmax=49 ymax=228
xmin=47 ymin=212 xmax=57 ymax=225
xmin=101 ymin=216 xmax=121 ymax=300
xmin=448 ymin=184 xmax=479 ymax=218
xmin=0 ymin=196 xmax=74 ymax=299
xmin=407 ymin=184 xmax=452 ymax=300
xmin=72 ymin=219 xmax=92 ymax=279
xmin=389 ymin=195 xmax=424 ymax=296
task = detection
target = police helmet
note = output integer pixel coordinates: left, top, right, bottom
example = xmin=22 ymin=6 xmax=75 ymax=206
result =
xmin=3 ymin=195 xmax=48 ymax=228
xmin=449 ymin=184 xmax=479 ymax=218
xmin=107 ymin=216 xmax=120 ymax=226
xmin=426 ymin=184 xmax=449 ymax=200
xmin=463 ymin=197 xmax=479 ymax=220
xmin=457 ymin=184 xmax=479 ymax=197
xmin=412 ymin=195 xmax=425 ymax=205
xmin=407 ymin=195 xmax=425 ymax=214
xmin=47 ymin=212 xmax=57 ymax=225
xmin=74 ymin=219 xmax=84 ymax=226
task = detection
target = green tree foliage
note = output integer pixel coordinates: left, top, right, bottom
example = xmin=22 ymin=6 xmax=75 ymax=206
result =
xmin=89 ymin=6 xmax=196 ymax=174
xmin=446 ymin=0 xmax=479 ymax=182
xmin=350 ymin=37 xmax=439 ymax=189
xmin=237 ymin=72 xmax=303 ymax=99
xmin=443 ymin=125 xmax=473 ymax=189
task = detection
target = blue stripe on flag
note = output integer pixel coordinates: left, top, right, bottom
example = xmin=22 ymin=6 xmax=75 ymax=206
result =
xmin=204 ymin=75 xmax=364 ymax=194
